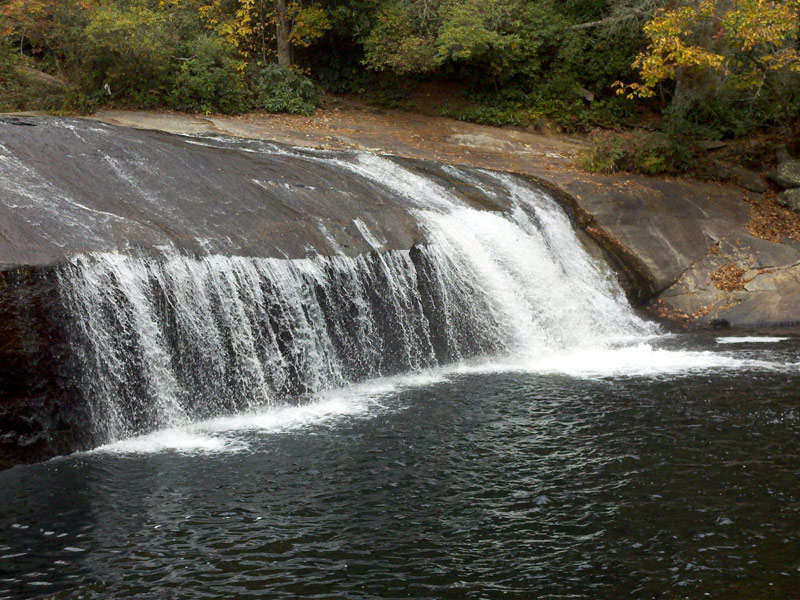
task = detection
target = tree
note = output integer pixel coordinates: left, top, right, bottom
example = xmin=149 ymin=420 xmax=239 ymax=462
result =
xmin=363 ymin=0 xmax=578 ymax=84
xmin=199 ymin=0 xmax=328 ymax=65
xmin=81 ymin=4 xmax=176 ymax=100
xmin=275 ymin=0 xmax=290 ymax=64
xmin=362 ymin=0 xmax=441 ymax=73
xmin=621 ymin=0 xmax=800 ymax=126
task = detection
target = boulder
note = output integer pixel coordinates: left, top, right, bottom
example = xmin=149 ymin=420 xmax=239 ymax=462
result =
xmin=730 ymin=166 xmax=768 ymax=193
xmin=776 ymin=188 xmax=800 ymax=213
xmin=776 ymin=144 xmax=791 ymax=164
xmin=769 ymin=160 xmax=800 ymax=189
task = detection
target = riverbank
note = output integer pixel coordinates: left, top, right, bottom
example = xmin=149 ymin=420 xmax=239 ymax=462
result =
xmin=80 ymin=107 xmax=800 ymax=330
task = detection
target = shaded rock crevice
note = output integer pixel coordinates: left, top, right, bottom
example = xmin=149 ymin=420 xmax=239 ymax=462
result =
xmin=0 ymin=266 xmax=92 ymax=469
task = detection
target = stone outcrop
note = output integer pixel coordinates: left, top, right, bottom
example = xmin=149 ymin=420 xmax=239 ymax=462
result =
xmin=519 ymin=169 xmax=800 ymax=328
xmin=770 ymin=160 xmax=800 ymax=190
xmin=0 ymin=116 xmax=432 ymax=270
xmin=5 ymin=113 xmax=800 ymax=333
xmin=777 ymin=188 xmax=800 ymax=212
xmin=653 ymin=235 xmax=800 ymax=328
xmin=0 ymin=267 xmax=91 ymax=469
xmin=730 ymin=166 xmax=768 ymax=193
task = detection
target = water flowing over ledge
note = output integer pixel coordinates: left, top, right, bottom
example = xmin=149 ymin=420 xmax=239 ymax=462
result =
xmin=0 ymin=117 xmax=659 ymax=463
xmin=56 ymin=168 xmax=652 ymax=448
xmin=3 ymin=117 xmax=794 ymax=467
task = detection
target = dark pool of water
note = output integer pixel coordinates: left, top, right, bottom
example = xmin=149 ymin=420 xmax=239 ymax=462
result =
xmin=1 ymin=337 xmax=799 ymax=599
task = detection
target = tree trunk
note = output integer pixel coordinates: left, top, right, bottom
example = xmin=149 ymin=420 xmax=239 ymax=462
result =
xmin=274 ymin=0 xmax=291 ymax=66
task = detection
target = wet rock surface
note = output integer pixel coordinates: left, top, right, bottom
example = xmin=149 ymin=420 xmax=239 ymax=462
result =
xmin=0 ymin=117 xmax=435 ymax=269
xmin=86 ymin=108 xmax=800 ymax=330
xmin=0 ymin=267 xmax=90 ymax=469
xmin=5 ymin=114 xmax=800 ymax=329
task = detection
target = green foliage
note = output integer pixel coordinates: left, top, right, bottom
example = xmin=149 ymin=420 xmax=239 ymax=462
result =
xmin=0 ymin=0 xmax=798 ymax=159
xmin=663 ymin=67 xmax=800 ymax=140
xmin=621 ymin=0 xmax=800 ymax=139
xmin=441 ymin=0 xmax=578 ymax=83
xmin=250 ymin=63 xmax=318 ymax=115
xmin=168 ymin=35 xmax=249 ymax=114
xmin=438 ymin=92 xmax=544 ymax=128
xmin=438 ymin=87 xmax=635 ymax=132
xmin=0 ymin=41 xmax=26 ymax=111
xmin=579 ymin=22 xmax=647 ymax=96
xmin=363 ymin=1 xmax=440 ymax=74
xmin=318 ymin=0 xmax=380 ymax=38
xmin=579 ymin=129 xmax=701 ymax=175
xmin=0 ymin=39 xmax=19 ymax=81
xmin=82 ymin=5 xmax=174 ymax=102
xmin=288 ymin=3 xmax=332 ymax=48
xmin=0 ymin=40 xmax=71 ymax=112
xmin=304 ymin=43 xmax=371 ymax=93
xmin=363 ymin=0 xmax=581 ymax=85
xmin=58 ymin=89 xmax=97 ymax=115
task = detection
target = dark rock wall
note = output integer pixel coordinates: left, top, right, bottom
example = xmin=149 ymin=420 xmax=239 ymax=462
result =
xmin=0 ymin=268 xmax=90 ymax=469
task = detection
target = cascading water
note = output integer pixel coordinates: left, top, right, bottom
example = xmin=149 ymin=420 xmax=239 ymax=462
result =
xmin=55 ymin=152 xmax=655 ymax=447
xmin=7 ymin=121 xmax=800 ymax=600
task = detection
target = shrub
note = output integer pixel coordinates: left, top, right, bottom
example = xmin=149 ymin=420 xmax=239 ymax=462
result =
xmin=250 ymin=63 xmax=318 ymax=115
xmin=0 ymin=40 xmax=72 ymax=112
xmin=436 ymin=86 xmax=635 ymax=132
xmin=579 ymin=130 xmax=626 ymax=174
xmin=168 ymin=35 xmax=249 ymax=114
xmin=579 ymin=129 xmax=700 ymax=176
xmin=81 ymin=5 xmax=174 ymax=101
xmin=0 ymin=42 xmax=25 ymax=111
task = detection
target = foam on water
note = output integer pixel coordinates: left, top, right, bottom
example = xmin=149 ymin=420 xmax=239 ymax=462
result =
xmin=93 ymin=429 xmax=241 ymax=455
xmin=92 ymin=370 xmax=449 ymax=455
xmin=520 ymin=344 xmax=786 ymax=378
xmin=716 ymin=336 xmax=789 ymax=344
xmin=89 ymin=341 xmax=798 ymax=456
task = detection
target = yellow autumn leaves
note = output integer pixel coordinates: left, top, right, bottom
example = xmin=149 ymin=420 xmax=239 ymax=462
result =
xmin=198 ymin=0 xmax=329 ymax=58
xmin=621 ymin=0 xmax=800 ymax=97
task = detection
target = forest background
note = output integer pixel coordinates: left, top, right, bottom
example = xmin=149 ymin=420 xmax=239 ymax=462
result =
xmin=1 ymin=0 xmax=799 ymax=175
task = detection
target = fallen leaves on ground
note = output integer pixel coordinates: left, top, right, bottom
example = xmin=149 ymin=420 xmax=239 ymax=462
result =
xmin=745 ymin=191 xmax=800 ymax=242
xmin=710 ymin=263 xmax=747 ymax=291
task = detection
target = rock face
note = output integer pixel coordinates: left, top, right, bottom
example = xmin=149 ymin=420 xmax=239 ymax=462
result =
xmin=0 ymin=267 xmax=90 ymax=469
xmin=777 ymin=188 xmax=800 ymax=213
xmin=530 ymin=171 xmax=800 ymax=329
xmin=730 ymin=166 xmax=768 ymax=193
xmin=0 ymin=116 xmax=435 ymax=269
xmin=2 ymin=115 xmax=800 ymax=466
xmin=85 ymin=110 xmax=799 ymax=330
xmin=770 ymin=159 xmax=800 ymax=190
xmin=654 ymin=235 xmax=800 ymax=328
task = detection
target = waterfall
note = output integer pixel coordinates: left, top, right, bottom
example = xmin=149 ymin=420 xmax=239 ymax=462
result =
xmin=56 ymin=154 xmax=655 ymax=445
